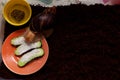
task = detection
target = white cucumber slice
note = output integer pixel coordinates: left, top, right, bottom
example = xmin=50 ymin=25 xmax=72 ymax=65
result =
xmin=15 ymin=41 xmax=41 ymax=56
xmin=18 ymin=48 xmax=44 ymax=67
xmin=11 ymin=36 xmax=25 ymax=46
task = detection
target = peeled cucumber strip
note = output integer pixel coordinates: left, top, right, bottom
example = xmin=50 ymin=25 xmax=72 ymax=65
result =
xmin=18 ymin=48 xmax=44 ymax=67
xmin=11 ymin=36 xmax=25 ymax=46
xmin=15 ymin=41 xmax=41 ymax=56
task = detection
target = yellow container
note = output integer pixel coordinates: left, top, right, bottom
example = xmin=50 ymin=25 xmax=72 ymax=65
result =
xmin=3 ymin=0 xmax=32 ymax=26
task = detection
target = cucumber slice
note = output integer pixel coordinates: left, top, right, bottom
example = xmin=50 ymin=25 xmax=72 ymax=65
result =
xmin=15 ymin=41 xmax=41 ymax=56
xmin=11 ymin=36 xmax=25 ymax=46
xmin=18 ymin=48 xmax=44 ymax=67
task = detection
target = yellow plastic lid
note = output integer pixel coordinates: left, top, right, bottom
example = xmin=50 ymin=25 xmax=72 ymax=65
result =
xmin=3 ymin=0 xmax=32 ymax=26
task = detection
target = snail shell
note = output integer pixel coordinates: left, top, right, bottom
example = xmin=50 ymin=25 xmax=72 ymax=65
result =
xmin=30 ymin=7 xmax=56 ymax=33
xmin=24 ymin=7 xmax=56 ymax=42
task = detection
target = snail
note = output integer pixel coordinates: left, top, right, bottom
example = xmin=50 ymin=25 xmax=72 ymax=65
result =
xmin=24 ymin=7 xmax=56 ymax=42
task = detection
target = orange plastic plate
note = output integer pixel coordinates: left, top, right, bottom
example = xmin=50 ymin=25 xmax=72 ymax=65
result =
xmin=2 ymin=28 xmax=49 ymax=75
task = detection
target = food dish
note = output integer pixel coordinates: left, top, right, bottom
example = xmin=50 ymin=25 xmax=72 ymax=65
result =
xmin=2 ymin=28 xmax=49 ymax=75
xmin=3 ymin=0 xmax=32 ymax=26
